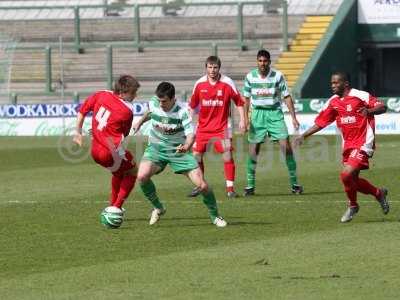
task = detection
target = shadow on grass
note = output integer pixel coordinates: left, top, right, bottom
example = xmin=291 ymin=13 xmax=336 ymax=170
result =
xmin=247 ymin=190 xmax=342 ymax=198
xmin=364 ymin=218 xmax=398 ymax=223
xmin=263 ymin=274 xmax=357 ymax=280
xmin=149 ymin=219 xmax=274 ymax=228
xmin=124 ymin=217 xmax=150 ymax=222
xmin=124 ymin=215 xmax=274 ymax=227
xmin=122 ymin=215 xmax=274 ymax=228
xmin=123 ymin=216 xmax=210 ymax=224
xmin=228 ymin=221 xmax=274 ymax=226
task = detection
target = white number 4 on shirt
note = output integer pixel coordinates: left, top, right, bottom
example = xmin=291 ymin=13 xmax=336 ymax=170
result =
xmin=95 ymin=106 xmax=111 ymax=131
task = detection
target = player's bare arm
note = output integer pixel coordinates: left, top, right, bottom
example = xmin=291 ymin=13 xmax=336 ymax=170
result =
xmin=176 ymin=133 xmax=195 ymax=153
xmin=244 ymin=96 xmax=250 ymax=116
xmin=358 ymin=103 xmax=387 ymax=116
xmin=188 ymin=106 xmax=199 ymax=130
xmin=294 ymin=124 xmax=322 ymax=147
xmin=244 ymin=96 xmax=251 ymax=130
xmin=188 ymin=106 xmax=195 ymax=119
xmin=73 ymin=112 xmax=85 ymax=147
xmin=237 ymin=105 xmax=246 ymax=133
xmin=284 ymin=95 xmax=300 ymax=130
xmin=132 ymin=110 xmax=151 ymax=133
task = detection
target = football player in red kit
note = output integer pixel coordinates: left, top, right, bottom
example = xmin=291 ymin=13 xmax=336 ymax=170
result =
xmin=73 ymin=75 xmax=140 ymax=210
xmin=188 ymin=56 xmax=246 ymax=198
xmin=295 ymin=72 xmax=389 ymax=222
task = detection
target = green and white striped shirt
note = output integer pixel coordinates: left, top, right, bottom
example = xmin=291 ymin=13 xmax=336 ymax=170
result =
xmin=243 ymin=68 xmax=290 ymax=109
xmin=147 ymin=96 xmax=194 ymax=150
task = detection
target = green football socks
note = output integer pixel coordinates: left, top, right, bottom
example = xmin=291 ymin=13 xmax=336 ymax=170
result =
xmin=140 ymin=180 xmax=164 ymax=210
xmin=246 ymin=157 xmax=257 ymax=188
xmin=286 ymin=153 xmax=298 ymax=186
xmin=201 ymin=190 xmax=219 ymax=221
xmin=247 ymin=153 xmax=298 ymax=187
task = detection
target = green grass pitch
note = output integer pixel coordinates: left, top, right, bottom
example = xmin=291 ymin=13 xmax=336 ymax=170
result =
xmin=0 ymin=135 xmax=399 ymax=299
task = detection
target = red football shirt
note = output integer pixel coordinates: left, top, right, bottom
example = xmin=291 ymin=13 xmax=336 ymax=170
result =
xmin=79 ymin=90 xmax=134 ymax=150
xmin=190 ymin=74 xmax=244 ymax=135
xmin=315 ymin=88 xmax=383 ymax=156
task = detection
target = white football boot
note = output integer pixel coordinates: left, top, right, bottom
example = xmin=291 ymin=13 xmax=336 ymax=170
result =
xmin=213 ymin=216 xmax=228 ymax=228
xmin=340 ymin=206 xmax=359 ymax=223
xmin=149 ymin=208 xmax=166 ymax=225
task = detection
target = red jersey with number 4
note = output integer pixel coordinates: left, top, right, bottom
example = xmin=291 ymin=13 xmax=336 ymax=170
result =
xmin=190 ymin=75 xmax=244 ymax=135
xmin=79 ymin=90 xmax=134 ymax=149
xmin=315 ymin=88 xmax=383 ymax=156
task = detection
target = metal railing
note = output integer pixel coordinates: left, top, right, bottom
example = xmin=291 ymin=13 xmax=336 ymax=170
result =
xmin=0 ymin=1 xmax=289 ymax=103
xmin=5 ymin=39 xmax=264 ymax=103
xmin=0 ymin=1 xmax=289 ymax=52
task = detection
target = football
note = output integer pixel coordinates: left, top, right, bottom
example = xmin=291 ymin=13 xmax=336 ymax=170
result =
xmin=100 ymin=206 xmax=123 ymax=229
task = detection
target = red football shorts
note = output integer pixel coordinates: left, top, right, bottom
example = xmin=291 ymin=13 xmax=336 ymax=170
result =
xmin=91 ymin=143 xmax=135 ymax=177
xmin=342 ymin=148 xmax=370 ymax=170
xmin=192 ymin=133 xmax=233 ymax=154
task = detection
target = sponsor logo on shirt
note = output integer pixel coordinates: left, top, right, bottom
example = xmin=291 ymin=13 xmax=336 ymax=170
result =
xmin=255 ymin=89 xmax=273 ymax=97
xmin=154 ymin=123 xmax=182 ymax=135
xmin=340 ymin=116 xmax=356 ymax=124
xmin=202 ymin=99 xmax=224 ymax=107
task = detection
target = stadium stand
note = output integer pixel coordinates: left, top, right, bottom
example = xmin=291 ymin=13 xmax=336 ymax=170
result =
xmin=0 ymin=0 xmax=343 ymax=19
xmin=275 ymin=15 xmax=334 ymax=88
xmin=0 ymin=34 xmax=17 ymax=96
xmin=0 ymin=14 xmax=301 ymax=42
xmin=6 ymin=42 xmax=288 ymax=103
xmin=0 ymin=0 xmax=343 ymax=104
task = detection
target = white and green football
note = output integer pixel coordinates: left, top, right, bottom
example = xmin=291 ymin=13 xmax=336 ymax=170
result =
xmin=100 ymin=206 xmax=123 ymax=229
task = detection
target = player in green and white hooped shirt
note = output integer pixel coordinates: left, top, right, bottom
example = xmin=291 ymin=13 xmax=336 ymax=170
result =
xmin=243 ymin=49 xmax=303 ymax=196
xmin=134 ymin=82 xmax=227 ymax=227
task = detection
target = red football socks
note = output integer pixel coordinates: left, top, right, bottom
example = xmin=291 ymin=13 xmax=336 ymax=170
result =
xmin=340 ymin=171 xmax=358 ymax=207
xmin=224 ymin=160 xmax=235 ymax=182
xmin=224 ymin=159 xmax=235 ymax=192
xmin=356 ymin=177 xmax=380 ymax=200
xmin=110 ymin=175 xmax=123 ymax=206
xmin=113 ymin=174 xmax=137 ymax=209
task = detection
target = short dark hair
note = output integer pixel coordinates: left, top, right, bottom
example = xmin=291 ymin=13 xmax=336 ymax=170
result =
xmin=114 ymin=75 xmax=140 ymax=94
xmin=332 ymin=71 xmax=351 ymax=84
xmin=257 ymin=49 xmax=271 ymax=60
xmin=205 ymin=56 xmax=221 ymax=68
xmin=155 ymin=81 xmax=175 ymax=99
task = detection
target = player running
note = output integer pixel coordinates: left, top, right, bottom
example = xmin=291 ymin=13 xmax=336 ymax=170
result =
xmin=73 ymin=75 xmax=140 ymax=211
xmin=134 ymin=81 xmax=227 ymax=227
xmin=294 ymin=71 xmax=389 ymax=222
